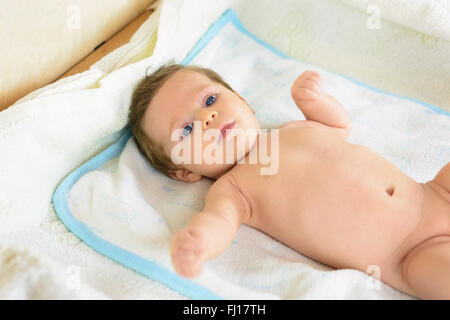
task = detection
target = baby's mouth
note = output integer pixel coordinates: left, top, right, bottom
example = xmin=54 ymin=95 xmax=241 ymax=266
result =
xmin=219 ymin=121 xmax=236 ymax=142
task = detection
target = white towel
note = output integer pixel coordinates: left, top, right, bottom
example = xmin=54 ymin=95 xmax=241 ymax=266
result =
xmin=1 ymin=0 xmax=449 ymax=299
xmin=59 ymin=9 xmax=449 ymax=299
xmin=0 ymin=245 xmax=108 ymax=299
xmin=339 ymin=0 xmax=450 ymax=41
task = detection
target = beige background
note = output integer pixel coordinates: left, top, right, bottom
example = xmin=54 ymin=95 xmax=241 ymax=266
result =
xmin=0 ymin=0 xmax=155 ymax=111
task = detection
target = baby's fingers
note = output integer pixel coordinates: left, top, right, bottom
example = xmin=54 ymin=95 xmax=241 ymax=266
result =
xmin=300 ymin=70 xmax=322 ymax=82
xmin=174 ymin=228 xmax=207 ymax=250
xmin=170 ymin=229 xmax=208 ymax=278
xmin=175 ymin=255 xmax=205 ymax=278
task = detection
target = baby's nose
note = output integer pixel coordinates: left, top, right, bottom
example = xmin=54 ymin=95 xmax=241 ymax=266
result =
xmin=200 ymin=109 xmax=218 ymax=129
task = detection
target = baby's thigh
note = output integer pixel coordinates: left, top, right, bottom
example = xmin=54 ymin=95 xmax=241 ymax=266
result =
xmin=383 ymin=183 xmax=450 ymax=296
xmin=432 ymin=162 xmax=450 ymax=194
xmin=400 ymin=235 xmax=450 ymax=299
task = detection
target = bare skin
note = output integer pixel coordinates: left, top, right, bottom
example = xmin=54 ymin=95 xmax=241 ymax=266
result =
xmin=141 ymin=69 xmax=450 ymax=299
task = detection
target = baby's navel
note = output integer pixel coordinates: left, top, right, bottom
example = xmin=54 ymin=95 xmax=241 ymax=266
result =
xmin=385 ymin=185 xmax=395 ymax=197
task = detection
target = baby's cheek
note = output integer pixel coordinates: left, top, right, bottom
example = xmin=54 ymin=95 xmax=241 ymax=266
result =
xmin=170 ymin=137 xmax=195 ymax=165
xmin=203 ymin=139 xmax=224 ymax=164
xmin=179 ymin=135 xmax=220 ymax=164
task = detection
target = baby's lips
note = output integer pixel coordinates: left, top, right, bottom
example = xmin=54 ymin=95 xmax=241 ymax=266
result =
xmin=218 ymin=121 xmax=236 ymax=141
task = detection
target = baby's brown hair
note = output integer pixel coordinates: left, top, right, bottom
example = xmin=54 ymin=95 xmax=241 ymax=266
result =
xmin=128 ymin=64 xmax=234 ymax=178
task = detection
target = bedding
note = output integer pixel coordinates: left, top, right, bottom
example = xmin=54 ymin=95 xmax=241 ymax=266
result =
xmin=0 ymin=0 xmax=449 ymax=299
xmin=339 ymin=0 xmax=450 ymax=41
xmin=0 ymin=0 xmax=156 ymax=111
xmin=53 ymin=9 xmax=449 ymax=299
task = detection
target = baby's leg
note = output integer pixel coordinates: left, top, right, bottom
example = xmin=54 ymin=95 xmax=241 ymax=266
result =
xmin=401 ymin=235 xmax=450 ymax=299
xmin=432 ymin=162 xmax=450 ymax=194
xmin=401 ymin=164 xmax=450 ymax=299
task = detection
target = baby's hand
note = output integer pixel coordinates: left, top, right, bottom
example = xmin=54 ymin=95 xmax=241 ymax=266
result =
xmin=291 ymin=70 xmax=323 ymax=103
xmin=170 ymin=227 xmax=208 ymax=278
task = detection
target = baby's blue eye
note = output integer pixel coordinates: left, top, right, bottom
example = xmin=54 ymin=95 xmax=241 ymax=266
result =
xmin=182 ymin=123 xmax=193 ymax=137
xmin=205 ymin=95 xmax=216 ymax=106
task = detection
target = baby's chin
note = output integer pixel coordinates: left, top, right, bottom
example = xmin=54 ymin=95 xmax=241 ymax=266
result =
xmin=201 ymin=136 xmax=259 ymax=180
xmin=204 ymin=162 xmax=238 ymax=180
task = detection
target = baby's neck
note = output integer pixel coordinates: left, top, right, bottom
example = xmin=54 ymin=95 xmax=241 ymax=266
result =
xmin=210 ymin=165 xmax=236 ymax=181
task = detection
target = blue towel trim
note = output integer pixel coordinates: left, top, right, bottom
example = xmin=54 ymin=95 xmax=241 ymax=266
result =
xmin=52 ymin=126 xmax=221 ymax=300
xmin=185 ymin=9 xmax=450 ymax=117
xmin=52 ymin=7 xmax=450 ymax=301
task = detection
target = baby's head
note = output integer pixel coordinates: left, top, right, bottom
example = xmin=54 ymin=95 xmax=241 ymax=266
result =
xmin=129 ymin=64 xmax=260 ymax=182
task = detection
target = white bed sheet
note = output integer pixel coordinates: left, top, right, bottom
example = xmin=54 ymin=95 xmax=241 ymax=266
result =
xmin=0 ymin=0 xmax=449 ymax=299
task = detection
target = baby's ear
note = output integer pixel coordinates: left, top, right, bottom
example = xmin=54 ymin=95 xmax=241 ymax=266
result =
xmin=170 ymin=168 xmax=202 ymax=183
xmin=234 ymin=91 xmax=255 ymax=114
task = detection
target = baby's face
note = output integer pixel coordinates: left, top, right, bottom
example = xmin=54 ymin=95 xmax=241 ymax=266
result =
xmin=142 ymin=69 xmax=260 ymax=180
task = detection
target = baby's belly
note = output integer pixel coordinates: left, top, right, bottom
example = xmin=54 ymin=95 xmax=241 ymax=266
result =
xmin=251 ymin=142 xmax=425 ymax=272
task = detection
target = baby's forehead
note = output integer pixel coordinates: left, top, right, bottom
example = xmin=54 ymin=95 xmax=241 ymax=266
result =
xmin=169 ymin=69 xmax=213 ymax=85
xmin=146 ymin=70 xmax=212 ymax=133
xmin=158 ymin=70 xmax=217 ymax=104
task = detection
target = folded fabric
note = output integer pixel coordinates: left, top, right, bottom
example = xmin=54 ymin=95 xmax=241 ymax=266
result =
xmin=339 ymin=0 xmax=450 ymax=42
xmin=53 ymin=9 xmax=450 ymax=300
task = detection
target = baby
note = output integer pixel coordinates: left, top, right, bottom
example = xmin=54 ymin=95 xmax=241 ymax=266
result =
xmin=129 ymin=64 xmax=450 ymax=299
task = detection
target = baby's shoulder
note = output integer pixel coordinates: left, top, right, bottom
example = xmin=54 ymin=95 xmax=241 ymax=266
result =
xmin=210 ymin=172 xmax=242 ymax=196
xmin=279 ymin=120 xmax=350 ymax=140
xmin=279 ymin=120 xmax=323 ymax=130
xmin=207 ymin=173 xmax=252 ymax=220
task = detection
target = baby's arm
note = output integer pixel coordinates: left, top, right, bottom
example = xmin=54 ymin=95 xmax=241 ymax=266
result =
xmin=291 ymin=70 xmax=351 ymax=137
xmin=170 ymin=178 xmax=248 ymax=278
